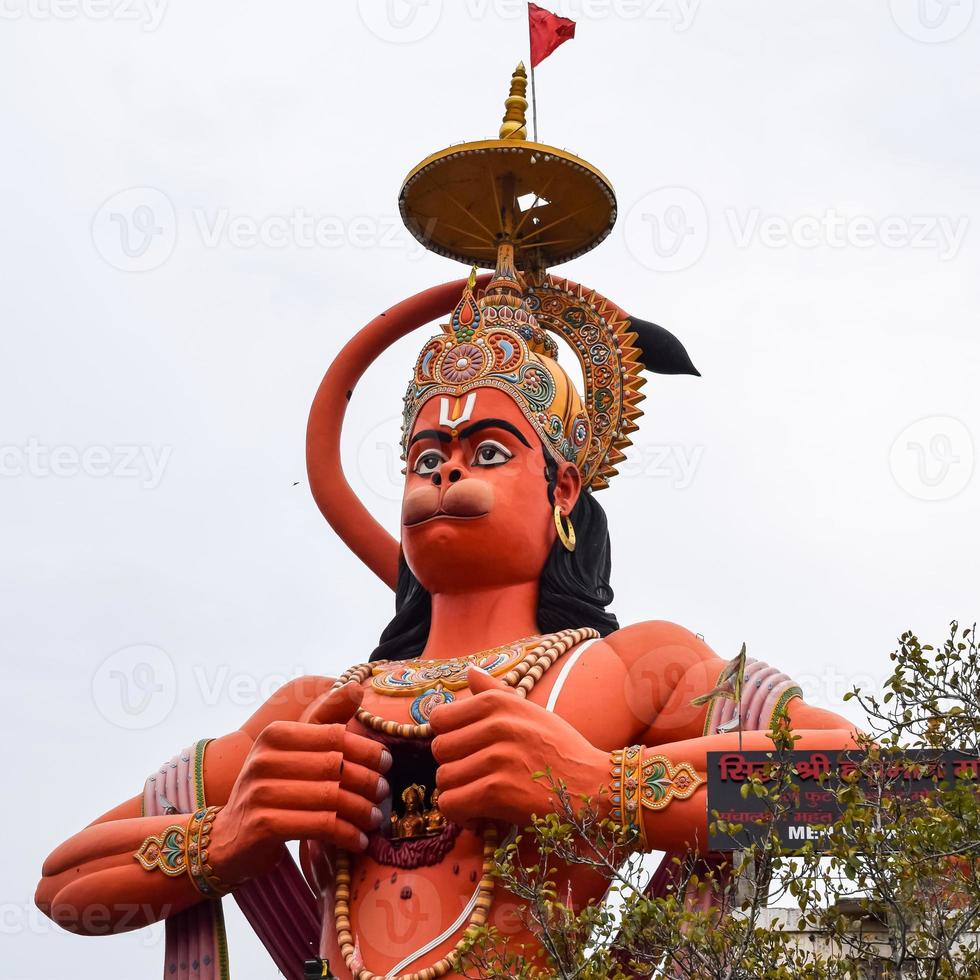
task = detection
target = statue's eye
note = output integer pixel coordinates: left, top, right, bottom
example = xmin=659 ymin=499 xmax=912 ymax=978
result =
xmin=472 ymin=441 xmax=513 ymax=467
xmin=413 ymin=450 xmax=446 ymax=476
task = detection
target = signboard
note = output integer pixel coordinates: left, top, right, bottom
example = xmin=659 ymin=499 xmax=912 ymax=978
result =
xmin=706 ymin=749 xmax=980 ymax=851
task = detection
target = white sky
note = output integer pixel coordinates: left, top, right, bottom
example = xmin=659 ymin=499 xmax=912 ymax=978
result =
xmin=2 ymin=1 xmax=979 ymax=976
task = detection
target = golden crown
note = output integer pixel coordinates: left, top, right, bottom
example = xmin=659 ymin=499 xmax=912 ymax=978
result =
xmin=398 ymin=64 xmax=695 ymax=490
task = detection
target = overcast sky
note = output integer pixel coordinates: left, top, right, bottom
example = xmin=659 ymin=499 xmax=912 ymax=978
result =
xmin=3 ymin=1 xmax=979 ymax=976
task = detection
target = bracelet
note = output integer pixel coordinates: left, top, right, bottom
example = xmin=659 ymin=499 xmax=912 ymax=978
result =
xmin=610 ymin=745 xmax=647 ymax=846
xmin=134 ymin=805 xmax=227 ymax=898
xmin=186 ymin=806 xmax=226 ymax=897
xmin=610 ymin=746 xmax=704 ymax=845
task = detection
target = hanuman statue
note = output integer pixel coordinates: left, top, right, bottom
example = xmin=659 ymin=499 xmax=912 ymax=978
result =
xmin=36 ymin=66 xmax=857 ymax=979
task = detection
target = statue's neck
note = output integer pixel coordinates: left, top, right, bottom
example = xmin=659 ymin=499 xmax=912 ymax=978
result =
xmin=422 ymin=582 xmax=541 ymax=660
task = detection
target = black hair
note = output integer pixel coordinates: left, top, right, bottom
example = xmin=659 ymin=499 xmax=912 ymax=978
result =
xmin=370 ymin=457 xmax=619 ymax=662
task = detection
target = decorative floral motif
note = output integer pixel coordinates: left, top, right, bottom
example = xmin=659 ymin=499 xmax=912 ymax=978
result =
xmin=639 ymin=756 xmax=703 ymax=811
xmin=372 ymin=641 xmax=531 ymax=697
xmin=403 ymin=274 xmax=646 ymax=491
xmin=516 ymin=363 xmax=555 ymax=409
xmin=524 ymin=274 xmax=646 ymax=491
xmin=486 ymin=331 xmax=523 ymax=372
xmin=185 ymin=806 xmax=225 ymax=897
xmin=589 ymin=342 xmax=610 ymax=366
xmin=451 ymin=291 xmax=481 ymax=341
xmin=610 ymin=746 xmax=704 ymax=846
xmin=134 ymin=808 xmax=226 ymax=898
xmin=592 ymin=364 xmax=613 ymax=388
xmin=417 ymin=339 xmax=445 ymax=383
xmin=410 ymin=687 xmax=455 ymax=724
xmin=439 ymin=343 xmax=486 ymax=383
xmin=594 ymin=388 xmax=614 ymax=415
xmin=135 ymin=825 xmax=187 ymax=876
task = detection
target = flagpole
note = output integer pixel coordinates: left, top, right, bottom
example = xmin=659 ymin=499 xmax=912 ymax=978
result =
xmin=530 ymin=60 xmax=539 ymax=141
xmin=735 ymin=643 xmax=746 ymax=753
xmin=527 ymin=5 xmax=539 ymax=142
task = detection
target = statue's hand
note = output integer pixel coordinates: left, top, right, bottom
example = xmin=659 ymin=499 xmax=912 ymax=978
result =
xmin=209 ymin=682 xmax=390 ymax=887
xmin=430 ymin=668 xmax=608 ymax=829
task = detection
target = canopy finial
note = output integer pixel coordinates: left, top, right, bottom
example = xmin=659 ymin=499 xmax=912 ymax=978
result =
xmin=498 ymin=62 xmax=528 ymax=140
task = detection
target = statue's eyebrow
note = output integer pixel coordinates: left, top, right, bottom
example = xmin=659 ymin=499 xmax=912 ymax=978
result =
xmin=409 ymin=428 xmax=452 ymax=447
xmin=457 ymin=418 xmax=532 ymax=447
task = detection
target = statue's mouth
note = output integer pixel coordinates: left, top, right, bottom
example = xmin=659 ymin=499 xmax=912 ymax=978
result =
xmin=402 ymin=509 xmax=488 ymax=528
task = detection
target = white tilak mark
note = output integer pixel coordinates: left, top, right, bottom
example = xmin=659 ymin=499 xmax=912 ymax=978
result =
xmin=545 ymin=638 xmax=599 ymax=713
xmin=438 ymin=392 xmax=477 ymax=428
xmin=384 ymin=828 xmax=518 ymax=978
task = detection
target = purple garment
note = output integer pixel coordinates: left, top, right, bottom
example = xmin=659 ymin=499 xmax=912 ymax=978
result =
xmin=143 ymin=742 xmax=319 ymax=980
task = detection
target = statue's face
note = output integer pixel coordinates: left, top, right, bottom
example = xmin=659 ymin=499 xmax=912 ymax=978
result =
xmin=402 ymin=387 xmax=580 ymax=594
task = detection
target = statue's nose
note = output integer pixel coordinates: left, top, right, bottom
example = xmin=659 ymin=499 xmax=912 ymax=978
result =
xmin=432 ymin=467 xmax=463 ymax=486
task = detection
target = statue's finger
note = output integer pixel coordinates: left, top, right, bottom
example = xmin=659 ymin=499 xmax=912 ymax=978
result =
xmin=466 ymin=666 xmax=516 ymax=696
xmin=303 ymin=681 xmax=364 ymax=725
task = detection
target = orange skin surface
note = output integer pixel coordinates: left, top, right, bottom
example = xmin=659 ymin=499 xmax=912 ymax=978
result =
xmin=36 ymin=387 xmax=858 ymax=978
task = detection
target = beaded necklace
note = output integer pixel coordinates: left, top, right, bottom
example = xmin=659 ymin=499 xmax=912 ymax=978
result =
xmin=332 ymin=627 xmax=597 ymax=739
xmin=330 ymin=626 xmax=598 ymax=980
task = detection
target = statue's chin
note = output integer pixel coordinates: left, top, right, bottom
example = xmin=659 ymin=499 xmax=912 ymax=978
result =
xmin=402 ymin=519 xmax=488 ymax=580
xmin=404 ymin=524 xmax=547 ymax=594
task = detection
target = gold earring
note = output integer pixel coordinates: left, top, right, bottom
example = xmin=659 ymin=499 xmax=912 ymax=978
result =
xmin=554 ymin=505 xmax=576 ymax=552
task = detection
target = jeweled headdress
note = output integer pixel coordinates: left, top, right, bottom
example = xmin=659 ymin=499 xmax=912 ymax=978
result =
xmin=307 ymin=64 xmax=699 ymax=587
xmin=402 ymin=262 xmax=643 ymax=489
xmin=398 ymin=65 xmax=698 ymax=490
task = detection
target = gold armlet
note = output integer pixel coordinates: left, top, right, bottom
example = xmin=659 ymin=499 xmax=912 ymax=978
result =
xmin=134 ymin=805 xmax=227 ymax=898
xmin=610 ymin=746 xmax=705 ymax=846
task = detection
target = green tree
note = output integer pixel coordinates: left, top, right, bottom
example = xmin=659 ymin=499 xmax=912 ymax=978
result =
xmin=462 ymin=623 xmax=980 ymax=979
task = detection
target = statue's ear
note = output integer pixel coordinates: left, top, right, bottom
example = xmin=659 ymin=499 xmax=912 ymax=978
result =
xmin=627 ymin=316 xmax=701 ymax=377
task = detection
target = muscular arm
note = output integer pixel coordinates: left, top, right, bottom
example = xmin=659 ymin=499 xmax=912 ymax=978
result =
xmin=431 ymin=623 xmax=859 ymax=856
xmin=35 ymin=675 xmax=333 ymax=934
xmin=604 ymin=621 xmax=860 ymax=852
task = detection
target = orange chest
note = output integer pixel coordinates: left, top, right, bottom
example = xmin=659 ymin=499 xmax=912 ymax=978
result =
xmin=345 ymin=635 xmax=639 ymax=751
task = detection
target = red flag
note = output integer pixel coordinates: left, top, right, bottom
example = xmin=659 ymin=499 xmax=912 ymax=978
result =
xmin=528 ymin=3 xmax=576 ymax=68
